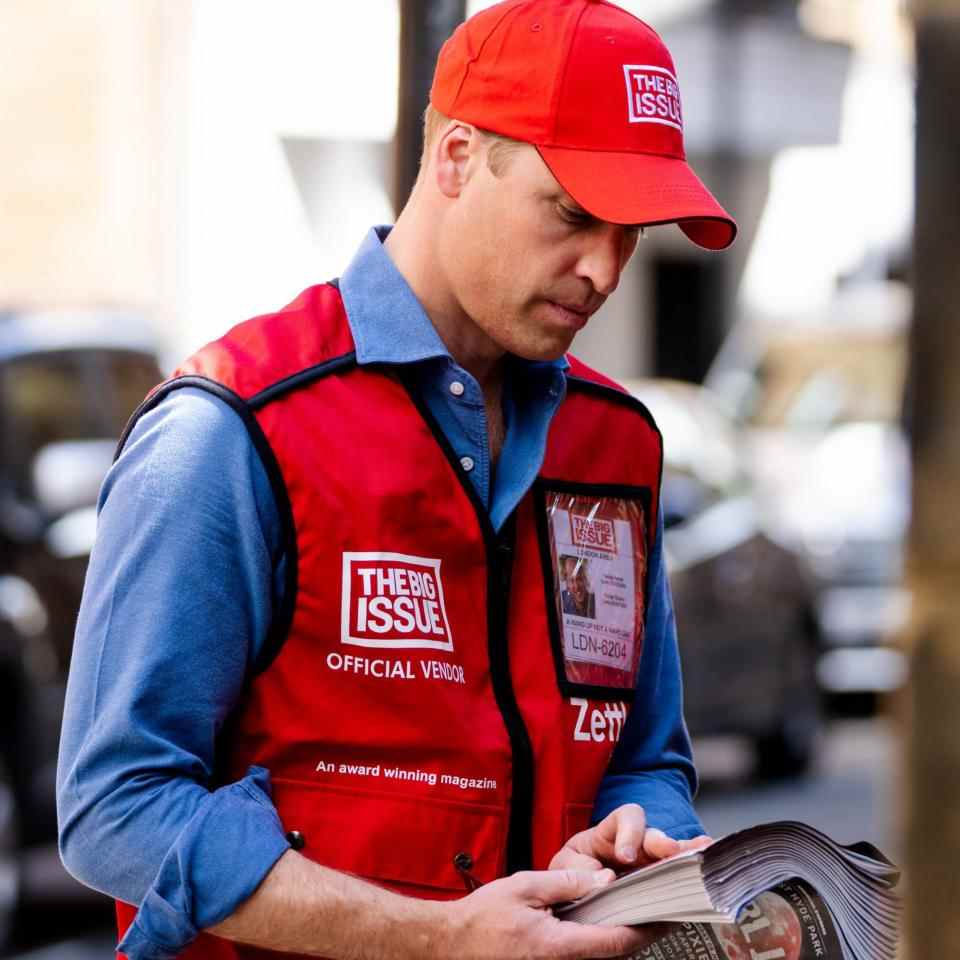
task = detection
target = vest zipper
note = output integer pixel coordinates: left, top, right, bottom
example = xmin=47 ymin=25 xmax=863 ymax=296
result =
xmin=398 ymin=375 xmax=535 ymax=875
xmin=488 ymin=516 xmax=535 ymax=874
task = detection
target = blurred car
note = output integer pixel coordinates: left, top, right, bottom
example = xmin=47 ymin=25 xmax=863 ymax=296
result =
xmin=0 ymin=308 xmax=163 ymax=944
xmin=707 ymin=289 xmax=910 ymax=706
xmin=626 ymin=378 xmax=823 ymax=780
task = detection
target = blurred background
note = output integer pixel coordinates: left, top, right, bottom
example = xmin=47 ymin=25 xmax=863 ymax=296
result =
xmin=0 ymin=0 xmax=920 ymax=956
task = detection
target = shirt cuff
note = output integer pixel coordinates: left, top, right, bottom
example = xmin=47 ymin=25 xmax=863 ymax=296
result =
xmin=118 ymin=767 xmax=290 ymax=960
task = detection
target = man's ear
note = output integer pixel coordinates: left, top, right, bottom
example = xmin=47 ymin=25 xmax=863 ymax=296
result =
xmin=434 ymin=122 xmax=478 ymax=199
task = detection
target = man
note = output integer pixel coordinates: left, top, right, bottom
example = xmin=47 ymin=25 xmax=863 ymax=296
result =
xmin=560 ymin=556 xmax=596 ymax=619
xmin=57 ymin=2 xmax=736 ymax=959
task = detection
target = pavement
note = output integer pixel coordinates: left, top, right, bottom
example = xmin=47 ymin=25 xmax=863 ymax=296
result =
xmin=696 ymin=715 xmax=901 ymax=859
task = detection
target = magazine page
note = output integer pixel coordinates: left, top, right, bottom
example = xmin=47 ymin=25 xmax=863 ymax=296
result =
xmin=630 ymin=880 xmax=844 ymax=960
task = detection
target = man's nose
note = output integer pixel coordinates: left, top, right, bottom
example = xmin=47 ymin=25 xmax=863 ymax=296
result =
xmin=574 ymin=225 xmax=633 ymax=297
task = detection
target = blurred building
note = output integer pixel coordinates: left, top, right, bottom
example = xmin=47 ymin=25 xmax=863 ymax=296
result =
xmin=0 ymin=2 xmax=172 ymax=311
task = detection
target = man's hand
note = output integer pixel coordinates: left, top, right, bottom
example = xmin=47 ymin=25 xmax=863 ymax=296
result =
xmin=210 ymin=852 xmax=663 ymax=960
xmin=549 ymin=804 xmax=712 ymax=873
xmin=209 ymin=835 xmax=701 ymax=960
xmin=440 ymin=868 xmax=662 ymax=960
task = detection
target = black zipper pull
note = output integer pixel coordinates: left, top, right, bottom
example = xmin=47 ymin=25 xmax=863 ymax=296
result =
xmin=454 ymin=851 xmax=483 ymax=891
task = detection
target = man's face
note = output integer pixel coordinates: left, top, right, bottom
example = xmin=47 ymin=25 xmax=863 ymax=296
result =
xmin=564 ymin=559 xmax=589 ymax=604
xmin=439 ymin=140 xmax=642 ymax=361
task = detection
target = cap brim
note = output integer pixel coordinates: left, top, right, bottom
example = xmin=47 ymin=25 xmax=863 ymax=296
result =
xmin=537 ymin=145 xmax=737 ymax=251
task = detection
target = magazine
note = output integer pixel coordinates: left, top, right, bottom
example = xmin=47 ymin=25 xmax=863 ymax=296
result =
xmin=555 ymin=821 xmax=900 ymax=960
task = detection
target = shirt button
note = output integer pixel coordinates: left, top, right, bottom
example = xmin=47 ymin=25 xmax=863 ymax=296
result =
xmin=449 ymin=380 xmax=465 ymax=397
xmin=460 ymin=456 xmax=475 ymax=472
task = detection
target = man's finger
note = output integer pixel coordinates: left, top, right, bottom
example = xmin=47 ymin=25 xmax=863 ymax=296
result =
xmin=677 ymin=834 xmax=713 ymax=852
xmin=582 ymin=803 xmax=647 ymax=865
xmin=513 ymin=868 xmax=616 ymax=907
xmin=549 ymin=848 xmax=607 ymax=872
xmin=610 ymin=804 xmax=648 ymax=864
xmin=552 ymin=919 xmax=662 ymax=960
xmin=640 ymin=827 xmax=682 ymax=862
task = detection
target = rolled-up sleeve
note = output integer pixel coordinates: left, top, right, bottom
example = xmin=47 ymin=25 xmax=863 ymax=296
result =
xmin=56 ymin=388 xmax=290 ymax=959
xmin=593 ymin=505 xmax=705 ymax=840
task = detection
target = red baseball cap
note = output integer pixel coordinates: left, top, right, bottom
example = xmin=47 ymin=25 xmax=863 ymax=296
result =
xmin=430 ymin=0 xmax=737 ymax=250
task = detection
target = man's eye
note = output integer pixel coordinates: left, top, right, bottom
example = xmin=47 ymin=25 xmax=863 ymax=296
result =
xmin=558 ymin=204 xmax=590 ymax=225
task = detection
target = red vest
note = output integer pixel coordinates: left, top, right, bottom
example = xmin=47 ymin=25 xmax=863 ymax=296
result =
xmin=116 ymin=283 xmax=663 ymax=958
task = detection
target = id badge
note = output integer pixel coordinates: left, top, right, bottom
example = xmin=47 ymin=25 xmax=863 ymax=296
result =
xmin=535 ymin=481 xmax=651 ymax=698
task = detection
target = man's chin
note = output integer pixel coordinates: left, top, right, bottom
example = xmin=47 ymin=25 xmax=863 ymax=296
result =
xmin=509 ymin=332 xmax=576 ymax=364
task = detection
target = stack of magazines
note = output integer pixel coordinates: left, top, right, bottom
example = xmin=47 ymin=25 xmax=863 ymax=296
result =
xmin=556 ymin=821 xmax=901 ymax=960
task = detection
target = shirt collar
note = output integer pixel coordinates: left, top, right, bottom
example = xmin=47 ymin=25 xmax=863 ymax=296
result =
xmin=339 ymin=225 xmax=569 ymax=376
xmin=340 ymin=225 xmax=452 ymax=366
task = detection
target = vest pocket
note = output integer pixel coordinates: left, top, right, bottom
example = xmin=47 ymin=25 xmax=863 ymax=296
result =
xmin=270 ymin=778 xmax=507 ymax=898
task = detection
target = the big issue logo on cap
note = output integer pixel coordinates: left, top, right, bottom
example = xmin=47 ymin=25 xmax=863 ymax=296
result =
xmin=622 ymin=64 xmax=683 ymax=130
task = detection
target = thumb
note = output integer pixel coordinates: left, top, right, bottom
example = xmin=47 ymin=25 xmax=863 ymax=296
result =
xmin=518 ymin=868 xmax=616 ymax=908
xmin=640 ymin=827 xmax=682 ymax=862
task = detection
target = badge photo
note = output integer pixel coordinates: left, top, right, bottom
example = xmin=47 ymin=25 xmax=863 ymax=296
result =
xmin=534 ymin=481 xmax=651 ymax=698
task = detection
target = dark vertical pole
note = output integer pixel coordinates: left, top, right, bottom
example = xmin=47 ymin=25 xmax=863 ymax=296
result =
xmin=906 ymin=4 xmax=960 ymax=956
xmin=652 ymin=257 xmax=726 ymax=383
xmin=394 ymin=0 xmax=467 ymax=215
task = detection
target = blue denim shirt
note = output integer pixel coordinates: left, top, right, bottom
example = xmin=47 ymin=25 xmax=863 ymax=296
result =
xmin=57 ymin=227 xmax=701 ymax=960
